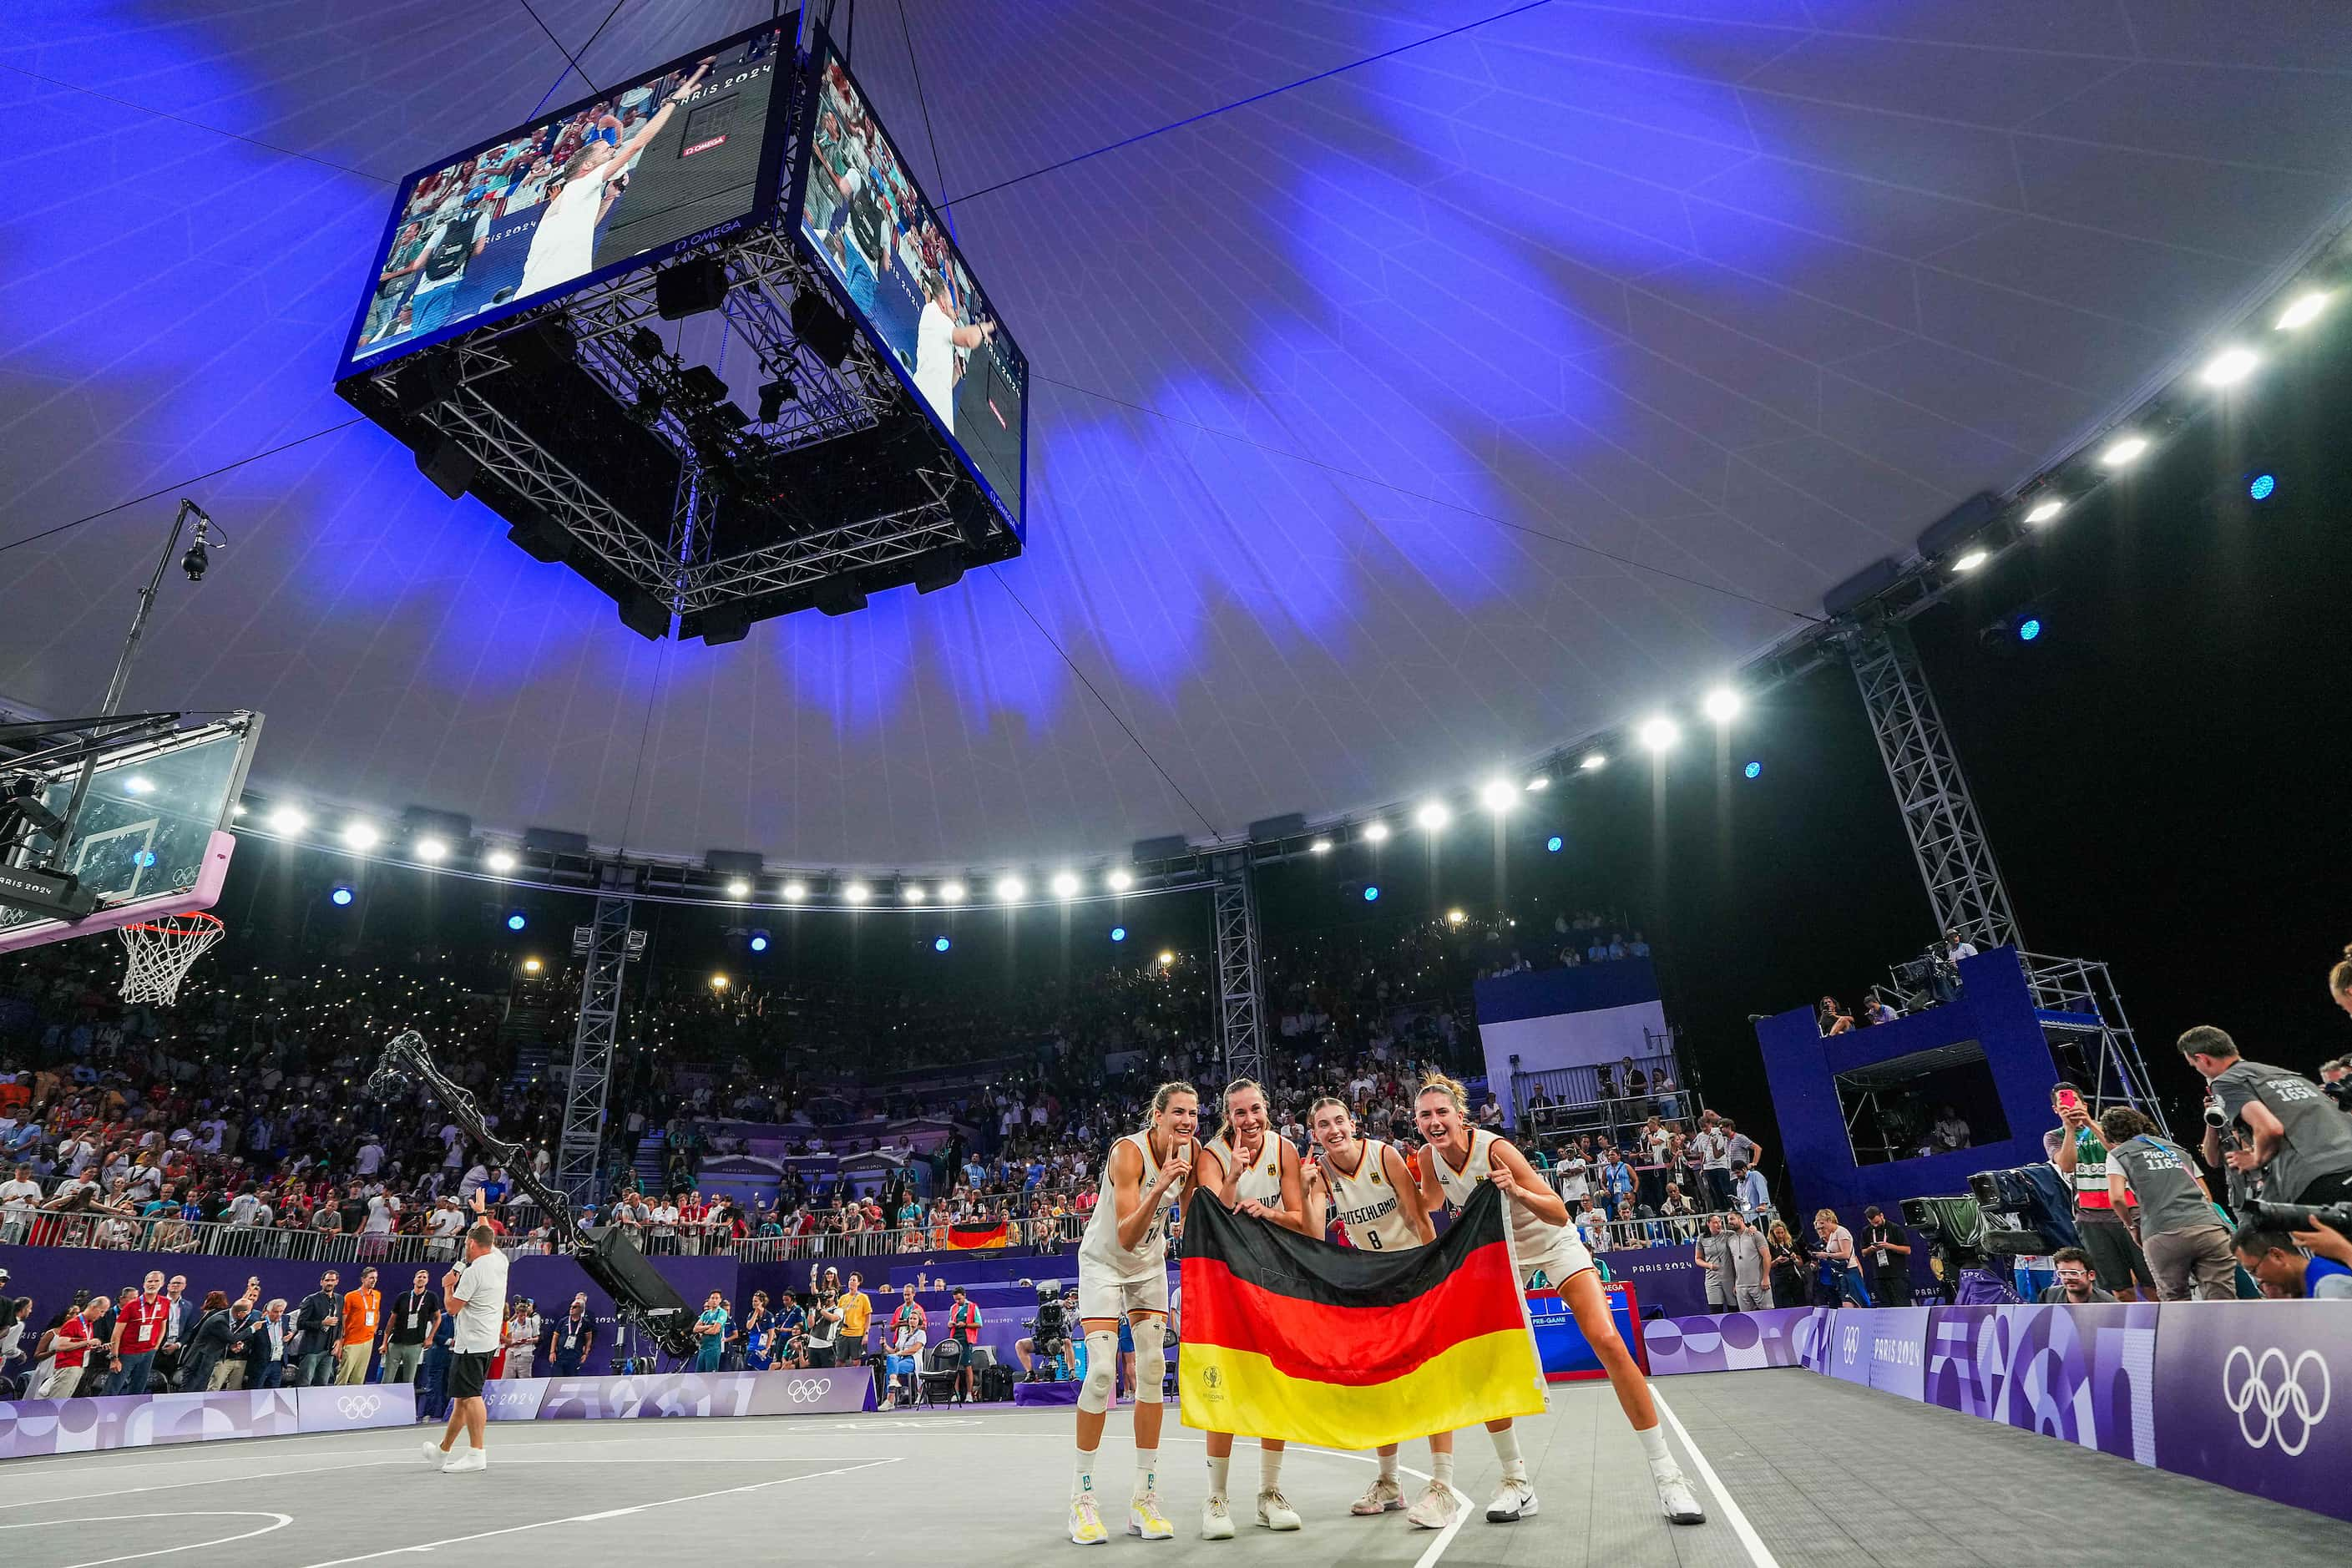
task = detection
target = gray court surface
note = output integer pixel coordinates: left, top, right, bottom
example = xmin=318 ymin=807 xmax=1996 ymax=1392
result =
xmin=2 ymin=1370 xmax=2339 ymax=1568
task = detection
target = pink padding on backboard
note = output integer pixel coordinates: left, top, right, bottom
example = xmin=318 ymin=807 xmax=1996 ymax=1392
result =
xmin=0 ymin=829 xmax=235 ymax=954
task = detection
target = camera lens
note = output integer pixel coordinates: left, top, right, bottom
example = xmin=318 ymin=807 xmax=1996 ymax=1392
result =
xmin=2202 ymin=1102 xmax=2228 ymax=1127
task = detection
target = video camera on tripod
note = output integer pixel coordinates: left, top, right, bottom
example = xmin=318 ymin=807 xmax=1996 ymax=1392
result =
xmin=1965 ymin=1164 xmax=2080 ymax=1258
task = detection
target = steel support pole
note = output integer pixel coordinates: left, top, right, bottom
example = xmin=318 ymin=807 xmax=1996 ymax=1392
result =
xmin=1211 ymin=857 xmax=1267 ymax=1090
xmin=554 ymin=884 xmax=635 ymax=1206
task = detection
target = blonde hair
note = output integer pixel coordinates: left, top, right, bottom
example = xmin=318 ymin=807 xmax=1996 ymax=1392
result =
xmin=1813 ymin=1208 xmax=1839 ymax=1228
xmin=1149 ymin=1081 xmax=1199 ymax=1121
xmin=1307 ymin=1095 xmax=1350 ymax=1120
xmin=2330 ymin=943 xmax=2352 ymax=1003
xmin=1416 ymin=1073 xmax=1467 ymax=1113
xmin=1222 ymin=1077 xmax=1266 ymax=1106
xmin=1768 ymin=1221 xmax=1793 ymax=1245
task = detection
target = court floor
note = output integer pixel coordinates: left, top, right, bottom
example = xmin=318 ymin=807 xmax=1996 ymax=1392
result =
xmin=1 ymin=1370 xmax=2337 ymax=1568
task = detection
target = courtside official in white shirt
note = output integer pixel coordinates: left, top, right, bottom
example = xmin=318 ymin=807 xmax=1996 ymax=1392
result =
xmin=423 ymin=1222 xmax=508 ymax=1473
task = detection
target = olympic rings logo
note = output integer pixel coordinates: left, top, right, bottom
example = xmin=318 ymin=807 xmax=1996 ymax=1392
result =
xmin=2223 ymin=1346 xmax=2330 ymax=1456
xmin=336 ymin=1393 xmax=382 ymax=1419
xmin=786 ymin=1378 xmax=834 ymax=1403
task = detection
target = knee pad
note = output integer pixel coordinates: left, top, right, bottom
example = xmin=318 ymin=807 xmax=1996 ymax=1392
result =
xmin=1078 ymin=1329 xmax=1119 ymax=1413
xmin=1130 ymin=1324 xmax=1166 ymax=1400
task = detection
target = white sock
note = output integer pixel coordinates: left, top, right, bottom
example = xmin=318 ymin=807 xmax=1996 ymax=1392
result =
xmin=1135 ymin=1447 xmax=1159 ymax=1499
xmin=1490 ymin=1424 xmax=1525 ymax=1482
xmin=1260 ymin=1447 xmax=1284 ymax=1491
xmin=1205 ymin=1454 xmax=1230 ymax=1500
xmin=1637 ymin=1424 xmax=1678 ymax=1477
xmin=1378 ymin=1449 xmax=1399 ymax=1484
xmin=1074 ymin=1446 xmax=1097 ymax=1498
xmin=1430 ymin=1449 xmax=1455 ymax=1489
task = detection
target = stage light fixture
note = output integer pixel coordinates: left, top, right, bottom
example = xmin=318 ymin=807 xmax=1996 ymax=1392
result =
xmin=522 ymin=958 xmax=543 ymax=974
xmin=1363 ymin=822 xmax=1390 ymax=844
xmin=940 ymin=881 xmax=966 ymax=903
xmin=1363 ymin=885 xmax=1381 ymax=903
xmin=1636 ymin=717 xmax=1679 ymax=753
xmin=1744 ymin=761 xmax=1763 ymax=779
xmin=934 ymin=937 xmax=951 ymax=953
xmin=1525 ymin=776 xmax=1549 ymax=792
xmin=506 ymin=912 xmax=527 ymax=931
xmin=995 ymin=876 xmax=1025 ymax=901
xmin=1447 ymin=908 xmax=1466 ymax=925
xmin=1545 ymin=836 xmax=1563 ymax=853
xmin=749 ymin=932 xmax=769 ymax=953
xmin=2200 ymin=346 xmax=2258 ymax=387
xmin=726 ymin=878 xmax=751 ymax=898
xmin=655 ymin=256 xmax=729 ymax=321
xmin=709 ymin=972 xmax=730 ymax=991
xmin=782 ymin=881 xmax=807 ymax=901
xmin=756 ymin=377 xmax=797 ymax=422
xmin=2017 ymin=617 xmax=2042 ymax=642
xmin=1106 ymin=869 xmax=1133 ymax=892
xmin=485 ymin=849 xmax=518 ymax=873
xmin=414 ymin=837 xmax=448 ymax=862
xmin=266 ymin=806 xmax=308 ymax=834
xmin=903 ymin=884 xmax=926 ymax=903
xmin=124 ymin=776 xmax=154 ymax=796
xmin=844 ymin=882 xmax=871 ymax=903
xmin=1952 ymin=550 xmax=1988 ymax=573
xmin=2024 ymin=497 xmax=2064 ymax=524
xmin=1157 ymin=950 xmax=1176 ymax=967
xmin=1415 ymin=802 xmax=1451 ymax=831
xmin=790 ymin=290 xmax=857 ymax=367
xmin=341 ymin=822 xmax=380 ymax=852
xmin=2276 ymin=291 xmax=2329 ymax=331
xmin=1580 ymin=753 xmax=1606 ymax=771
xmin=1309 ymin=838 xmax=1333 ymax=853
xmin=627 ymin=326 xmax=665 ymax=360
xmin=2099 ymin=434 xmax=2148 ymax=468
xmin=2248 ymin=472 xmax=2277 ymax=502
xmin=1111 ymin=927 xmax=1127 ymax=943
xmin=1051 ymin=872 xmax=1080 ymax=898
xmin=330 ymin=886 xmax=355 ymax=907
xmin=1478 ymin=781 xmax=1515 ymax=812
xmin=1702 ymin=687 xmax=1743 ymax=723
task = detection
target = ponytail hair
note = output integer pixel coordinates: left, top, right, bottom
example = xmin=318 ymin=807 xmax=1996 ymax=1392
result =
xmin=2330 ymin=943 xmax=2352 ymax=1004
xmin=1147 ymin=1081 xmax=1198 ymax=1125
xmin=1416 ymin=1073 xmax=1467 ymax=1113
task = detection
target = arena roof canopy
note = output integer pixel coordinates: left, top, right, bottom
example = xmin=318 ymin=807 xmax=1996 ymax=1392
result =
xmin=4 ymin=2 xmax=2349 ymax=870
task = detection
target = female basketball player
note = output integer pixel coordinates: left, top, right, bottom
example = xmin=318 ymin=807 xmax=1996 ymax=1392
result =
xmin=1298 ymin=1095 xmax=1459 ymax=1530
xmin=1067 ymin=1082 xmax=1199 ymax=1545
xmin=1411 ymin=1075 xmax=1705 ymax=1527
xmin=1192 ymin=1078 xmax=1308 ymax=1539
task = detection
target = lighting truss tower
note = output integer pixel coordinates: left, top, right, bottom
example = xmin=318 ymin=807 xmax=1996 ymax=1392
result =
xmin=554 ymin=880 xmax=636 ymax=1205
xmin=1846 ymin=619 xmax=2021 ymax=951
xmin=1211 ymin=857 xmax=1267 ymax=1089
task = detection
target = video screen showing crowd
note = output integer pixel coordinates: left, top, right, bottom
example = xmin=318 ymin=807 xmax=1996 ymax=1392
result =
xmin=799 ymin=47 xmax=1026 ymax=521
xmin=350 ymin=25 xmax=787 ymax=364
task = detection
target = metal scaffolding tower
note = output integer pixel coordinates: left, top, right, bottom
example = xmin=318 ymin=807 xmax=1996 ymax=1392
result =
xmin=1211 ymin=857 xmax=1267 ymax=1089
xmin=1847 ymin=619 xmax=2021 ymax=951
xmin=554 ymin=878 xmax=637 ymax=1205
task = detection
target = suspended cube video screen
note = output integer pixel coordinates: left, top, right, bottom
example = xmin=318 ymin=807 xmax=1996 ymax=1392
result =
xmin=338 ymin=21 xmax=793 ymax=377
xmin=797 ymin=37 xmax=1028 ymax=529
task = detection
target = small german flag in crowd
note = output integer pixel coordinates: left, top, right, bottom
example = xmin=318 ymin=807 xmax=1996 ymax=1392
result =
xmin=947 ymin=1219 xmax=1009 ymax=1250
xmin=1179 ymin=1183 xmax=1544 ymax=1450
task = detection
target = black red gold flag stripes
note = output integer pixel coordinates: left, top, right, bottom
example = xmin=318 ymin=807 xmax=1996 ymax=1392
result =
xmin=1179 ymin=1182 xmax=1544 ymax=1449
xmin=948 ymin=1220 xmax=1009 ymax=1249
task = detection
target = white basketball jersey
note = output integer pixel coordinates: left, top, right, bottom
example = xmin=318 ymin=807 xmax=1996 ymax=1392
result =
xmin=1204 ymin=1130 xmax=1283 ymax=1206
xmin=1079 ymin=1131 xmax=1175 ymax=1284
xmin=1433 ymin=1128 xmax=1582 ymax=1283
xmin=1324 ymin=1138 xmax=1419 ymax=1252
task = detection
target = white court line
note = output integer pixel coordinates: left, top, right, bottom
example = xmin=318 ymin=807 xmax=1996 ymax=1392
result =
xmin=1650 ymin=1391 xmax=1778 ymax=1568
xmin=0 ymin=1510 xmax=294 ymax=1568
xmin=0 ymin=1459 xmax=411 ymax=1511
xmin=292 ymin=1457 xmax=899 ymax=1568
xmin=1164 ymin=1434 xmax=1474 ymax=1568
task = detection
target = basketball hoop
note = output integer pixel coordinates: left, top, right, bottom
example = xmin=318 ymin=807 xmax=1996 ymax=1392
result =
xmin=117 ymin=912 xmax=226 ymax=1005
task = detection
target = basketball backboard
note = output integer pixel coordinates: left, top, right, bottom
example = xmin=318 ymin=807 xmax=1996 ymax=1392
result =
xmin=0 ymin=711 xmax=260 ymax=953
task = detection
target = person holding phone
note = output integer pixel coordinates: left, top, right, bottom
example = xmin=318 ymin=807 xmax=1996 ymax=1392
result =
xmin=2048 ymin=1085 xmax=2154 ymax=1301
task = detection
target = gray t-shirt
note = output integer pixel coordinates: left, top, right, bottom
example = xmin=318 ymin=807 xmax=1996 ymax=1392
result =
xmin=1726 ymin=1229 xmax=1768 ymax=1289
xmin=2107 ymin=1135 xmax=2218 ymax=1240
xmin=2212 ymin=1060 xmax=2352 ymax=1202
xmin=1697 ymin=1232 xmax=1733 ymax=1293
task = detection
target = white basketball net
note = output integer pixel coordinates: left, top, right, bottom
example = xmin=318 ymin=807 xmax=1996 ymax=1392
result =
xmin=117 ymin=913 xmax=226 ymax=1005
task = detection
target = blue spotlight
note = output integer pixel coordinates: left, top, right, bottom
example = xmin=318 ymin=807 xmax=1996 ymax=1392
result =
xmin=506 ymin=912 xmax=527 ymax=931
xmin=2248 ymin=472 xmax=2276 ymax=502
xmin=131 ymin=850 xmax=156 ymax=867
xmin=1743 ymin=761 xmax=1763 ymax=780
xmin=933 ymin=936 xmax=951 ymax=953
xmin=1363 ymin=884 xmax=1381 ymax=903
xmin=749 ymin=933 xmax=769 ymax=953
xmin=1545 ymin=836 xmax=1562 ymax=853
xmin=1110 ymin=927 xmax=1127 ymax=943
xmin=2016 ymin=617 xmax=2042 ymax=643
xmin=331 ymin=886 xmax=355 ymax=907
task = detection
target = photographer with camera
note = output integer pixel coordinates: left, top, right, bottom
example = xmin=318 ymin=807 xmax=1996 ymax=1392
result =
xmin=2098 ymin=1107 xmax=2235 ymax=1300
xmin=2048 ymin=1085 xmax=2153 ymax=1301
xmin=2179 ymin=1025 xmax=2352 ymax=1206
xmin=1016 ymin=1279 xmax=1072 ymax=1383
xmin=2230 ymin=1217 xmax=2352 ymax=1299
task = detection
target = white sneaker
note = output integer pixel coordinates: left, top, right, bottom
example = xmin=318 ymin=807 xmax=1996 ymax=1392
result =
xmin=1349 ymin=1476 xmax=1404 ymax=1515
xmin=1255 ymin=1488 xmax=1302 ymax=1530
xmin=440 ymin=1447 xmax=487 ymax=1473
xmin=1405 ymin=1480 xmax=1459 ymax=1530
xmin=1128 ymin=1494 xmax=1174 ymax=1540
xmin=420 ymin=1439 xmax=445 ymax=1467
xmin=1200 ymin=1495 xmax=1234 ymax=1540
xmin=1068 ymin=1495 xmax=1109 ymax=1545
xmin=1485 ymin=1479 xmax=1537 ymax=1522
xmin=1656 ymin=1469 xmax=1706 ymax=1525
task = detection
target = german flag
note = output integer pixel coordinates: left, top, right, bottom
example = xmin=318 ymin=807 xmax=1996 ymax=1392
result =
xmin=1179 ymin=1183 xmax=1544 ymax=1450
xmin=948 ymin=1220 xmax=1009 ymax=1250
